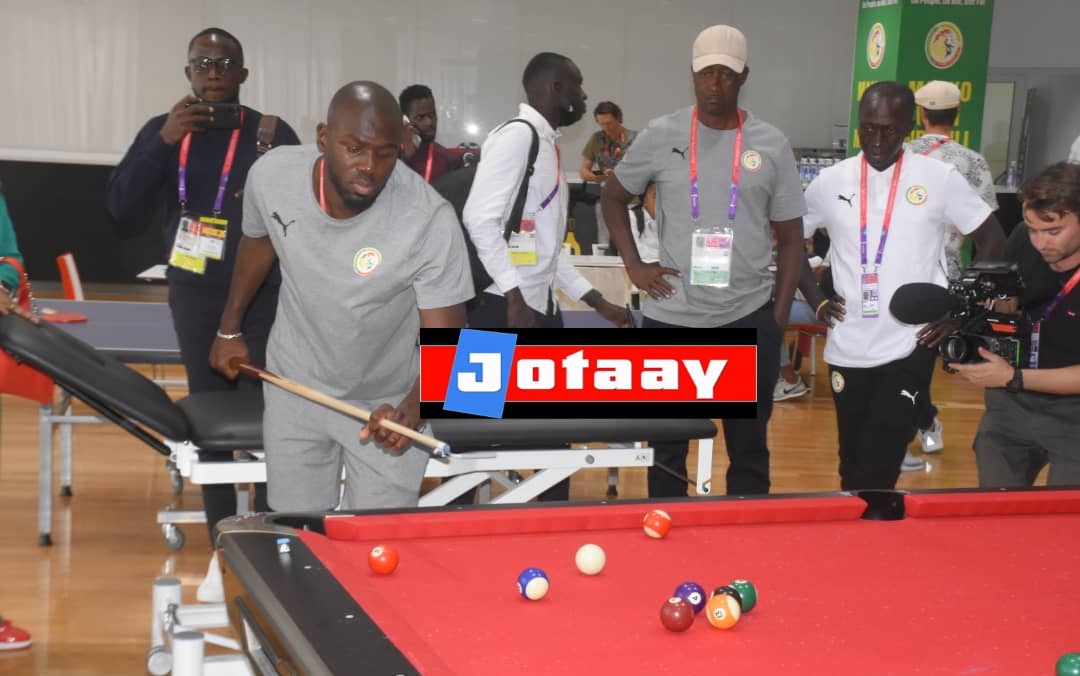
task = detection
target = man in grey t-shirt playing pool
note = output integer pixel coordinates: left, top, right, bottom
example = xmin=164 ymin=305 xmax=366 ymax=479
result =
xmin=211 ymin=81 xmax=473 ymax=513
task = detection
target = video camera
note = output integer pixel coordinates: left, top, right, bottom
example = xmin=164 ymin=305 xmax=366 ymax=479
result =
xmin=937 ymin=262 xmax=1026 ymax=369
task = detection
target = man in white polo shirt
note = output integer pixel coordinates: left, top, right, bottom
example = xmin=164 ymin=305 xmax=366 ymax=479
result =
xmin=804 ymin=81 xmax=1005 ymax=490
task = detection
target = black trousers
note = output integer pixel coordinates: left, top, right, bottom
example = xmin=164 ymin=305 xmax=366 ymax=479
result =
xmin=829 ymin=346 xmax=936 ymax=490
xmin=465 ymin=291 xmax=568 ymax=501
xmin=168 ymin=281 xmax=278 ymax=543
xmin=644 ymin=302 xmax=782 ymax=498
xmin=915 ymin=352 xmax=940 ymax=432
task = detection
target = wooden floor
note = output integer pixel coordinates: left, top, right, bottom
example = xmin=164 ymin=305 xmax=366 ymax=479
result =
xmin=0 ymin=307 xmax=1043 ymax=675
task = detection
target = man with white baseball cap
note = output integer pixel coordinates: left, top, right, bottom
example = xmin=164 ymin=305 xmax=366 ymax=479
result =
xmin=904 ymin=80 xmax=999 ymax=465
xmin=601 ymin=24 xmax=808 ymax=498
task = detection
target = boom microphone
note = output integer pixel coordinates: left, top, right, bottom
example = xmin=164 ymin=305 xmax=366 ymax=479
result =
xmin=889 ymin=283 xmax=965 ymax=324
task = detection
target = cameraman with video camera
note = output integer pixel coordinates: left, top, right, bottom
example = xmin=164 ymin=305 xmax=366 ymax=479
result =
xmin=952 ymin=162 xmax=1080 ymax=487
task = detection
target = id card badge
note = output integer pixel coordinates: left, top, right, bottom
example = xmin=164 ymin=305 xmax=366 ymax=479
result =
xmin=1029 ymin=321 xmax=1041 ymax=368
xmin=861 ymin=271 xmax=880 ymax=318
xmin=197 ymin=216 xmax=228 ymax=261
xmin=168 ymin=213 xmax=207 ymax=274
xmin=689 ymin=226 xmax=733 ymax=287
xmin=509 ymin=212 xmax=539 ymax=266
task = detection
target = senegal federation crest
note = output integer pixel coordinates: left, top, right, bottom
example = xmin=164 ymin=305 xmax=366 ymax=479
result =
xmin=741 ymin=150 xmax=763 ymax=172
xmin=353 ymin=247 xmax=382 ymax=276
xmin=867 ymin=23 xmax=886 ymax=70
xmin=831 ymin=371 xmax=845 ymax=394
xmin=925 ymin=22 xmax=963 ymax=70
xmin=906 ymin=185 xmax=929 ymax=206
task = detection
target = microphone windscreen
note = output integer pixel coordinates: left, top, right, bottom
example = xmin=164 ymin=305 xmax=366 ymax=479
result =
xmin=889 ymin=283 xmax=962 ymax=324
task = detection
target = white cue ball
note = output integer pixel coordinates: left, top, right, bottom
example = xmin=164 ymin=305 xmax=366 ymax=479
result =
xmin=575 ymin=543 xmax=606 ymax=575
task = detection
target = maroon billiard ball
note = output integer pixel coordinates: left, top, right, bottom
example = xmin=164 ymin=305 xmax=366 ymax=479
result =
xmin=659 ymin=596 xmax=695 ymax=632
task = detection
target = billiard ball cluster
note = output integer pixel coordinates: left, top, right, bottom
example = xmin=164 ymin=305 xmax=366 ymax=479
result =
xmin=660 ymin=578 xmax=757 ymax=632
xmin=365 ymin=509 xmax=762 ymax=637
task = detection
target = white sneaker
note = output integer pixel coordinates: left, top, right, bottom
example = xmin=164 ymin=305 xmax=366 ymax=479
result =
xmin=901 ymin=451 xmax=925 ymax=472
xmin=918 ymin=418 xmax=945 ymax=453
xmin=773 ymin=376 xmax=810 ymax=401
xmin=196 ymin=551 xmax=224 ymax=603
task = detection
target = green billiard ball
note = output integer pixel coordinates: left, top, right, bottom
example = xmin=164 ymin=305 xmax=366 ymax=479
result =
xmin=729 ymin=579 xmax=758 ymax=613
xmin=1057 ymin=653 xmax=1080 ymax=676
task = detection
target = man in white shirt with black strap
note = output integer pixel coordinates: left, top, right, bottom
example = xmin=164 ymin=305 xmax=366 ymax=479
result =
xmin=463 ymin=51 xmax=629 ymax=332
xmin=804 ymin=81 xmax=1005 ymax=490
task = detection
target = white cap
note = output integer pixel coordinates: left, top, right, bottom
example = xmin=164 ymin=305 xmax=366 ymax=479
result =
xmin=915 ymin=81 xmax=961 ymax=110
xmin=692 ymin=25 xmax=748 ymax=74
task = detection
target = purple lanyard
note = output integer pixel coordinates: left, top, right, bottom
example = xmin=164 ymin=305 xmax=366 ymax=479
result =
xmin=177 ymin=111 xmax=243 ymax=216
xmin=689 ymin=107 xmax=743 ymax=223
xmin=859 ymin=152 xmax=904 ymax=269
xmin=537 ymin=145 xmax=561 ymax=211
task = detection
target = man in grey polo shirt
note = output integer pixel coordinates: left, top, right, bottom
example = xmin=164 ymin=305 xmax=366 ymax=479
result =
xmin=211 ymin=81 xmax=473 ymax=512
xmin=601 ymin=24 xmax=806 ymax=497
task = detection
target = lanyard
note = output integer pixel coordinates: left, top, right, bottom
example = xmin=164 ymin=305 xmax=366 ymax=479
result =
xmin=689 ymin=107 xmax=744 ymax=223
xmin=1040 ymin=265 xmax=1080 ymax=321
xmin=859 ymin=152 xmax=905 ymax=269
xmin=920 ymin=136 xmax=950 ymax=156
xmin=423 ymin=142 xmax=435 ymax=183
xmin=602 ymin=130 xmax=625 ymax=159
xmin=318 ymin=157 xmax=328 ymax=213
xmin=538 ymin=145 xmax=561 ymax=211
xmin=178 ymin=110 xmax=244 ymax=216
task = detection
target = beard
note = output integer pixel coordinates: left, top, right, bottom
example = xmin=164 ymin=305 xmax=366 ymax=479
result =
xmin=329 ymin=170 xmax=378 ymax=214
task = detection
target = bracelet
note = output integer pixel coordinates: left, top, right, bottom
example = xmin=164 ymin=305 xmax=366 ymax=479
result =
xmin=814 ymin=298 xmax=830 ymax=319
xmin=216 ymin=329 xmax=243 ymax=340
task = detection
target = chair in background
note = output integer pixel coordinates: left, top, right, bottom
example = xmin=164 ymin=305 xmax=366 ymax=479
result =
xmin=56 ymin=252 xmax=84 ymax=301
xmin=789 ymin=323 xmax=827 ymax=376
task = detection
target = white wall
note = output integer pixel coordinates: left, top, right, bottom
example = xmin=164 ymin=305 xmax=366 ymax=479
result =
xmin=1 ymin=0 xmax=1077 ymax=163
xmin=0 ymin=0 xmax=858 ymax=160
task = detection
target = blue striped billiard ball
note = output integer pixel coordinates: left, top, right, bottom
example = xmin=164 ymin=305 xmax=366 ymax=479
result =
xmin=517 ymin=567 xmax=549 ymax=601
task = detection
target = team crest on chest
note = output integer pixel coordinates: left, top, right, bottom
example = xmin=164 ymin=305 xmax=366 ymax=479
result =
xmin=353 ymin=247 xmax=382 ymax=276
xmin=741 ymin=150 xmax=763 ymax=172
xmin=905 ymin=185 xmax=928 ymax=206
xmin=831 ymin=371 xmax=845 ymax=394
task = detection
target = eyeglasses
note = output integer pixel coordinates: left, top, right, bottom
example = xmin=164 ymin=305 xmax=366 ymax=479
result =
xmin=188 ymin=57 xmax=239 ymax=73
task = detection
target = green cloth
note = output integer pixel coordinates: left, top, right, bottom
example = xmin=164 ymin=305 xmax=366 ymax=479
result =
xmin=0 ymin=193 xmax=25 ymax=293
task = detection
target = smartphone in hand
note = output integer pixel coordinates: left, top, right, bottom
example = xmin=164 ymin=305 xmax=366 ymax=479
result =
xmin=200 ymin=102 xmax=243 ymax=129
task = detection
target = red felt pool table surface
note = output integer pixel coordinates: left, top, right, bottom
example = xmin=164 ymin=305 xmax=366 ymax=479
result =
xmin=221 ymin=490 xmax=1080 ymax=675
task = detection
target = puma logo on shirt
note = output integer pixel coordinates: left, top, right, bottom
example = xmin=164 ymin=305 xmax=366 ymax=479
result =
xmin=671 ymin=147 xmax=688 ymax=160
xmin=271 ymin=212 xmax=295 ymax=238
xmin=837 ymin=193 xmax=855 ymax=206
xmin=900 ymin=389 xmax=918 ymax=405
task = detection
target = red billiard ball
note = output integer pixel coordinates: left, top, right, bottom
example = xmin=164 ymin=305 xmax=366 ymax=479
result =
xmin=643 ymin=509 xmax=672 ymax=539
xmin=659 ymin=596 xmax=694 ymax=632
xmin=368 ymin=545 xmax=399 ymax=575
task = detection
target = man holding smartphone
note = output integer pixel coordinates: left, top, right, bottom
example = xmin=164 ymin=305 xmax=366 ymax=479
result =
xmin=106 ymin=27 xmax=300 ymax=603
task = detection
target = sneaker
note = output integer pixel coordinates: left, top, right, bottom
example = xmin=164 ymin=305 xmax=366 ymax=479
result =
xmin=901 ymin=451 xmax=925 ymax=472
xmin=0 ymin=618 xmax=32 ymax=651
xmin=773 ymin=376 xmax=810 ymax=401
xmin=196 ymin=551 xmax=224 ymax=603
xmin=918 ymin=418 xmax=945 ymax=453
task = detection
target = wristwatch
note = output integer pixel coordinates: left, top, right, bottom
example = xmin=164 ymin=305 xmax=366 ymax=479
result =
xmin=1005 ymin=367 xmax=1024 ymax=393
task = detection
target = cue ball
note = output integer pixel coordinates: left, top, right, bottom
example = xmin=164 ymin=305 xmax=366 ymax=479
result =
xmin=659 ymin=596 xmax=695 ymax=632
xmin=642 ymin=509 xmax=672 ymax=539
xmin=517 ymin=567 xmax=550 ymax=601
xmin=367 ymin=545 xmax=399 ymax=575
xmin=575 ymin=544 xmax=606 ymax=575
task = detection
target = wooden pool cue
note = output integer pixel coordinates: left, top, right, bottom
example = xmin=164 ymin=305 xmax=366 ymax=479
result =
xmin=229 ymin=358 xmax=451 ymax=460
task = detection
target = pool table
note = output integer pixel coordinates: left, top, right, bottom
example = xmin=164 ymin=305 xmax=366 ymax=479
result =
xmin=217 ymin=489 xmax=1080 ymax=676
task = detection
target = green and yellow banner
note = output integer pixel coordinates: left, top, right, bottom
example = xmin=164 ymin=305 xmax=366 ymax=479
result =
xmin=849 ymin=0 xmax=994 ymax=152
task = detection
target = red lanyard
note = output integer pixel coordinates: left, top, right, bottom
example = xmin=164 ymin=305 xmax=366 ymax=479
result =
xmin=538 ymin=145 xmax=561 ymax=211
xmin=423 ymin=142 xmax=435 ymax=183
xmin=689 ymin=107 xmax=744 ymax=223
xmin=1040 ymin=265 xmax=1080 ymax=320
xmin=602 ymin=130 xmax=626 ymax=158
xmin=318 ymin=157 xmax=328 ymax=213
xmin=920 ymin=136 xmax=950 ymax=156
xmin=177 ymin=110 xmax=243 ymax=216
xmin=858 ymin=152 xmax=905 ymax=269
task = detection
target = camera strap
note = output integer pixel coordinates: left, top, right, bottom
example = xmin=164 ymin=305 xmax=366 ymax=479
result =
xmin=1030 ymin=265 xmax=1080 ymax=367
xmin=178 ymin=109 xmax=244 ymax=216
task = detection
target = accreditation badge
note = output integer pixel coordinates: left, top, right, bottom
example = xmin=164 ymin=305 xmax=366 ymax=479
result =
xmin=509 ymin=212 xmax=539 ymax=266
xmin=196 ymin=216 xmax=228 ymax=261
xmin=168 ymin=213 xmax=207 ymax=274
xmin=861 ymin=271 xmax=880 ymax=318
xmin=689 ymin=226 xmax=734 ymax=287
